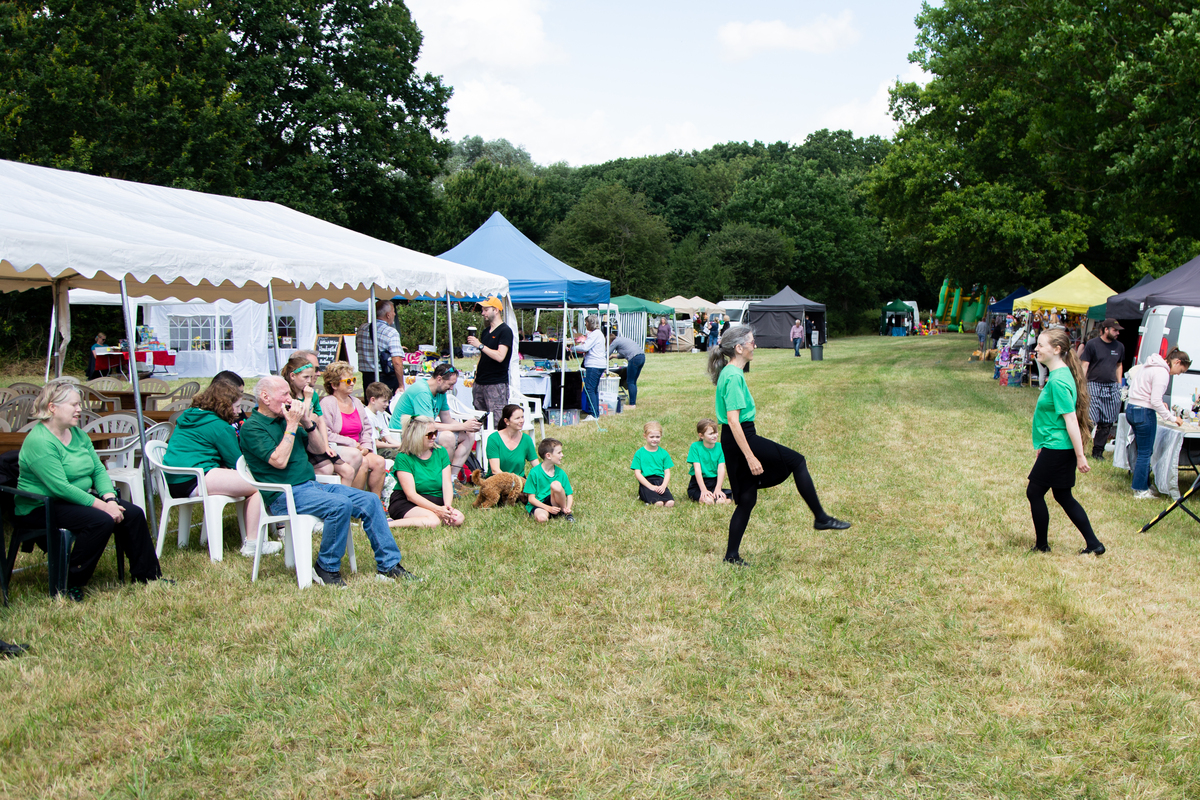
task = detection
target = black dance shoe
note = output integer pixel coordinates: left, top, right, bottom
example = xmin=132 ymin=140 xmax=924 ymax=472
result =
xmin=1029 ymin=544 xmax=1051 ymax=553
xmin=814 ymin=517 xmax=851 ymax=531
xmin=1079 ymin=543 xmax=1106 ymax=556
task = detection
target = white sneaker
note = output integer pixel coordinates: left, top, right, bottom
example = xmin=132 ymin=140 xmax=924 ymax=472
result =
xmin=1133 ymin=489 xmax=1158 ymax=499
xmin=240 ymin=539 xmax=283 ymax=557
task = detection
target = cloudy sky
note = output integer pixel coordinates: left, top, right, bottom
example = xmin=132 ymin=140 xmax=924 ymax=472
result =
xmin=405 ymin=0 xmax=932 ymax=167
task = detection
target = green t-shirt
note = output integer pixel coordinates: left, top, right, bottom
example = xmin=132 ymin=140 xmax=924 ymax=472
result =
xmin=1032 ymin=366 xmax=1076 ymax=450
xmin=715 ymin=364 xmax=756 ymax=425
xmin=524 ymin=463 xmax=573 ymax=512
xmin=239 ymin=410 xmax=315 ymax=506
xmin=390 ymin=379 xmax=448 ymax=427
xmin=392 ymin=446 xmax=450 ymax=498
xmin=16 ymin=424 xmax=115 ymax=516
xmin=630 ymin=446 xmax=674 ymax=478
xmin=486 ymin=431 xmax=538 ymax=476
xmin=686 ymin=440 xmax=725 ymax=478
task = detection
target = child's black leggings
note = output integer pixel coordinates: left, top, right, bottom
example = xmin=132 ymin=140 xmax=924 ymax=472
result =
xmin=1026 ymin=480 xmax=1100 ymax=549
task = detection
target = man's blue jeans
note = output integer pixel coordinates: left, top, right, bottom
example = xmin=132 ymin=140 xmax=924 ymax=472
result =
xmin=1126 ymin=405 xmax=1158 ymax=492
xmin=270 ymin=481 xmax=401 ymax=574
xmin=793 ymin=337 xmax=801 ymax=356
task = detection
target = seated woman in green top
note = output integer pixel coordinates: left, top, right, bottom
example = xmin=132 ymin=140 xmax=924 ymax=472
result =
xmin=15 ymin=381 xmax=165 ymax=600
xmin=486 ymin=404 xmax=539 ymax=479
xmin=162 ymin=378 xmax=280 ymax=559
xmin=386 ymin=416 xmax=465 ymax=529
xmin=282 ymin=352 xmax=356 ymax=486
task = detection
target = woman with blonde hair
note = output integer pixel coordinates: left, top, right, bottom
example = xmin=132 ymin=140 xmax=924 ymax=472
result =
xmin=14 ymin=380 xmax=165 ymax=599
xmin=319 ymin=361 xmax=387 ymax=497
xmin=387 ymin=416 xmax=464 ymax=528
xmin=281 ymin=352 xmax=356 ymax=485
xmin=1026 ymin=327 xmax=1105 ymax=555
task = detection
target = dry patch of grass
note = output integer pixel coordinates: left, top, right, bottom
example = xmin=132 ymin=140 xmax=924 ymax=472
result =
xmin=3 ymin=335 xmax=1200 ymax=798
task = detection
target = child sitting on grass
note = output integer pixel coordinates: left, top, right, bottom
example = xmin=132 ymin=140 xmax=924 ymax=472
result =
xmin=526 ymin=438 xmax=575 ymax=522
xmin=363 ymin=382 xmax=401 ymax=454
xmin=631 ymin=420 xmax=675 ymax=507
xmin=687 ymin=418 xmax=731 ymax=505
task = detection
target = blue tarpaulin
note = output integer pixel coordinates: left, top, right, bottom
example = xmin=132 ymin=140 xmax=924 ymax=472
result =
xmin=988 ymin=286 xmax=1031 ymax=314
xmin=438 ymin=212 xmax=609 ymax=307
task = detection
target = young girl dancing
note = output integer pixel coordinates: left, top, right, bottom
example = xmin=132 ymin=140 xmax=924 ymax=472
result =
xmin=631 ymin=420 xmax=675 ymax=507
xmin=709 ymin=325 xmax=849 ymax=566
xmin=1027 ymin=327 xmax=1105 ymax=555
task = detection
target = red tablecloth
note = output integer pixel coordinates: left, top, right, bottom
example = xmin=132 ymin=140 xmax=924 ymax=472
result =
xmin=94 ymin=350 xmax=176 ymax=371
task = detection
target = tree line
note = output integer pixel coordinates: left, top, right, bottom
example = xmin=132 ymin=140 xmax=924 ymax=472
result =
xmin=3 ymin=0 xmax=1198 ymax=362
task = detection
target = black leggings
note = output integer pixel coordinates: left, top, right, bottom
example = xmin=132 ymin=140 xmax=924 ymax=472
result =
xmin=1026 ymin=481 xmax=1100 ymax=549
xmin=721 ymin=421 xmax=829 ymax=560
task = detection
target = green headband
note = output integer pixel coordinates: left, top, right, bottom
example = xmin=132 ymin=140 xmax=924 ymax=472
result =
xmin=293 ymin=363 xmax=316 ymax=374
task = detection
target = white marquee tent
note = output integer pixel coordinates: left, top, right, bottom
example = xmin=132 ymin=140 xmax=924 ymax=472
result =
xmin=0 ymin=158 xmax=512 ymax=375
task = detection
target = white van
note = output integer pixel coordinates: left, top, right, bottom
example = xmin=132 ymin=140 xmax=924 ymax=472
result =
xmin=718 ymin=300 xmax=756 ymax=324
xmin=1135 ymin=305 xmax=1200 ymax=411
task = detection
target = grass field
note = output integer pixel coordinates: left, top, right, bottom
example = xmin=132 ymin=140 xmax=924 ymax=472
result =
xmin=3 ymin=334 xmax=1200 ymax=798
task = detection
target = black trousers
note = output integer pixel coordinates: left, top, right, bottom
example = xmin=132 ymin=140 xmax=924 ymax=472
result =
xmin=721 ymin=421 xmax=829 ymax=559
xmin=16 ymin=499 xmax=161 ymax=587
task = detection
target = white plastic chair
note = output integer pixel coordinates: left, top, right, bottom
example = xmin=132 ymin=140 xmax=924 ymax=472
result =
xmin=235 ymin=458 xmax=355 ymax=588
xmin=146 ymin=381 xmax=200 ymax=411
xmin=84 ymin=414 xmax=141 ymax=468
xmin=145 ymin=440 xmax=245 ymax=562
xmin=91 ymin=420 xmax=172 ymax=513
xmin=510 ymin=390 xmax=546 ymax=440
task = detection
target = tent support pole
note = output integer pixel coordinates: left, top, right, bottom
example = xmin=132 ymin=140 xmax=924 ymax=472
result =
xmin=446 ymin=296 xmax=454 ymax=367
xmin=120 ymin=277 xmax=155 ymax=541
xmin=368 ymin=287 xmax=378 ymax=380
xmin=432 ymin=299 xmax=437 ymax=350
xmin=561 ymin=298 xmax=568 ymax=426
xmin=44 ymin=282 xmax=58 ymax=382
xmin=267 ymin=284 xmax=281 ymax=374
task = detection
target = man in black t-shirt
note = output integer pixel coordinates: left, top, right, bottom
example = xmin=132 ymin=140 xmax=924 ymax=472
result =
xmin=1081 ymin=319 xmax=1125 ymax=459
xmin=467 ymin=296 xmax=513 ymax=428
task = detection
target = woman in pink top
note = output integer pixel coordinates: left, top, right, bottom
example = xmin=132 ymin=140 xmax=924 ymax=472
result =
xmin=1125 ymin=348 xmax=1191 ymax=498
xmin=320 ymin=361 xmax=388 ymax=497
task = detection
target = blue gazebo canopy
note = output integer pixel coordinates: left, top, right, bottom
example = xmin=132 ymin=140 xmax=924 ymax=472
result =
xmin=438 ymin=212 xmax=609 ymax=307
xmin=988 ymin=286 xmax=1031 ymax=314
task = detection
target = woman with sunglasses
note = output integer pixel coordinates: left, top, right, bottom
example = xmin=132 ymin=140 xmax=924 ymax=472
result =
xmin=320 ymin=361 xmax=387 ymax=497
xmin=281 ymin=352 xmax=355 ymax=485
xmin=387 ymin=416 xmax=464 ymax=528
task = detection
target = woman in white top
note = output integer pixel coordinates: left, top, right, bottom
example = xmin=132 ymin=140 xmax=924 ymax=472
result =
xmin=573 ymin=315 xmax=607 ymax=419
xmin=1125 ymin=348 xmax=1190 ymax=498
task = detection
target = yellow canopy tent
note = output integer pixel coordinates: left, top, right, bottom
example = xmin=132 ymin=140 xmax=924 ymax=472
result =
xmin=1013 ymin=264 xmax=1116 ymax=314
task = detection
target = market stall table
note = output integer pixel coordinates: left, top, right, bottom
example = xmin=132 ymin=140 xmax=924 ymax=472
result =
xmin=99 ymin=389 xmax=167 ymax=411
xmin=1113 ymin=416 xmax=1200 ymax=500
xmin=0 ymin=430 xmax=129 ymax=453
xmin=98 ymin=408 xmax=176 ymax=424
xmin=518 ymin=341 xmax=564 ymax=360
xmin=93 ymin=349 xmax=177 ymax=378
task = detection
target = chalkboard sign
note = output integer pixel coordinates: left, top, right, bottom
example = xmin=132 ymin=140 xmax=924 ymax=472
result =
xmin=315 ymin=334 xmax=347 ymax=370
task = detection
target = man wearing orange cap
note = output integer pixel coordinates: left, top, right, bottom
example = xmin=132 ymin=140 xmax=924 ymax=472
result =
xmin=467 ymin=296 xmax=513 ymax=428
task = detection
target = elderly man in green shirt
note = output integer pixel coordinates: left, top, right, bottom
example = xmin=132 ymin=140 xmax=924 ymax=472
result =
xmin=242 ymin=376 xmax=416 ymax=586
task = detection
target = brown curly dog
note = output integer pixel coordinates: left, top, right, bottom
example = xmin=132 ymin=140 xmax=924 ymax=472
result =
xmin=470 ymin=469 xmax=526 ymax=509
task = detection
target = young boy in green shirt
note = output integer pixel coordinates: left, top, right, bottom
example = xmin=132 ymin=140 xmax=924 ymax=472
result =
xmin=525 ymin=438 xmax=575 ymax=522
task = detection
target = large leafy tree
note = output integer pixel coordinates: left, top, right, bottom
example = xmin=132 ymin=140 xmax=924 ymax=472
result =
xmin=725 ymin=156 xmax=887 ymax=317
xmin=0 ymin=0 xmax=255 ymax=192
xmin=871 ymin=0 xmax=1200 ymax=289
xmin=221 ymin=0 xmax=452 ymax=247
xmin=431 ymin=160 xmax=549 ymax=252
xmin=543 ymin=183 xmax=671 ymax=297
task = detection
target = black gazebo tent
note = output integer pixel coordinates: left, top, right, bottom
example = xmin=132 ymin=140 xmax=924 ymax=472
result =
xmin=1105 ymin=254 xmax=1200 ymax=319
xmin=747 ymin=286 xmax=826 ymax=348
